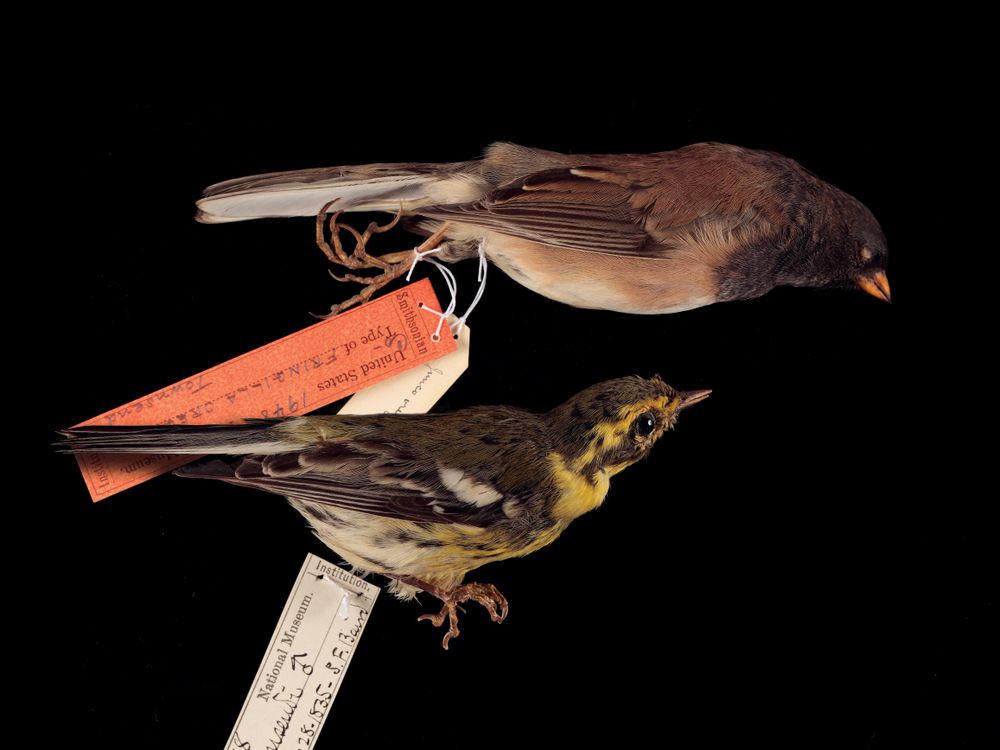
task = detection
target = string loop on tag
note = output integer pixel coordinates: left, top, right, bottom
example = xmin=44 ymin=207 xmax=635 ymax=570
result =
xmin=452 ymin=240 xmax=488 ymax=337
xmin=418 ymin=260 xmax=458 ymax=341
xmin=410 ymin=240 xmax=488 ymax=338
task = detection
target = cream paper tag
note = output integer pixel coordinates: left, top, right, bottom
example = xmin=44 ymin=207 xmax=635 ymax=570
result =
xmin=339 ymin=323 xmax=470 ymax=415
xmin=226 ymin=555 xmax=379 ymax=750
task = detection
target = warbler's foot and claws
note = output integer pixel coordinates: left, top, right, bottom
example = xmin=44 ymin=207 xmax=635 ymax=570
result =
xmin=396 ymin=578 xmax=509 ymax=649
xmin=418 ymin=582 xmax=509 ymax=649
xmin=314 ymin=200 xmax=451 ymax=317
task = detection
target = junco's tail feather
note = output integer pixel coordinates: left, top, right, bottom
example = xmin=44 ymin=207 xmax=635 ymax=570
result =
xmin=196 ymin=161 xmax=487 ymax=224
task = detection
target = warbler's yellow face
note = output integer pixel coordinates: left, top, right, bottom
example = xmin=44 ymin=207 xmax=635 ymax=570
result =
xmin=583 ymin=390 xmax=682 ymax=476
xmin=550 ymin=375 xmax=711 ymax=477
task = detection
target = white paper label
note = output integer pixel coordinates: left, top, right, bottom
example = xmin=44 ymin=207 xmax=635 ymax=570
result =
xmin=225 ymin=555 xmax=379 ymax=750
xmin=340 ymin=324 xmax=470 ymax=415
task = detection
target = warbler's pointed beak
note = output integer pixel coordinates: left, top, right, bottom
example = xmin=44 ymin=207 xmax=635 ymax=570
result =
xmin=678 ymin=389 xmax=712 ymax=409
xmin=857 ymin=270 xmax=892 ymax=303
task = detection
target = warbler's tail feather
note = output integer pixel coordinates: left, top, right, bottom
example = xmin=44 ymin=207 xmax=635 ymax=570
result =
xmin=195 ymin=160 xmax=489 ymax=224
xmin=56 ymin=421 xmax=303 ymax=455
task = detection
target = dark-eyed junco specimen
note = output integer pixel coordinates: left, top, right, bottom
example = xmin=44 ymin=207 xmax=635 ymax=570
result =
xmin=196 ymin=142 xmax=890 ymax=315
xmin=60 ymin=376 xmax=709 ymax=648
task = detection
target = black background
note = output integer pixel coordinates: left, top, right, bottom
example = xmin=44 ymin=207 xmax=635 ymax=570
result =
xmin=36 ymin=50 xmax=993 ymax=748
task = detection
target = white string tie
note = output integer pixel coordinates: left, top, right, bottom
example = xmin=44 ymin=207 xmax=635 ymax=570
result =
xmin=452 ymin=240 xmax=488 ymax=336
xmin=406 ymin=245 xmax=444 ymax=282
xmin=418 ymin=260 xmax=458 ymax=341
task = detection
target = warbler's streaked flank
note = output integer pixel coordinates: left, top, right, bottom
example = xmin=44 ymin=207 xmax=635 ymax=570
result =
xmin=195 ymin=141 xmax=891 ymax=316
xmin=60 ymin=376 xmax=709 ymax=648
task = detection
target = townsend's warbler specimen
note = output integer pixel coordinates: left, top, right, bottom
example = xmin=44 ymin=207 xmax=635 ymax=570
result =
xmin=195 ymin=142 xmax=890 ymax=315
xmin=61 ymin=375 xmax=709 ymax=647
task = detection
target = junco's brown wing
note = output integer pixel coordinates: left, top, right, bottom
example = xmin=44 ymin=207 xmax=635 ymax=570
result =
xmin=196 ymin=142 xmax=890 ymax=313
xmin=418 ymin=167 xmax=653 ymax=254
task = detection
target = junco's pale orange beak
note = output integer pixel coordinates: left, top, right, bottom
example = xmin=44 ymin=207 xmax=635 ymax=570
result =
xmin=857 ymin=270 xmax=892 ymax=303
xmin=678 ymin=390 xmax=712 ymax=409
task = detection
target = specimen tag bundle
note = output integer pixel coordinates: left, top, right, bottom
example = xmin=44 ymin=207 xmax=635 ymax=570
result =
xmin=74 ymin=279 xmax=456 ymax=501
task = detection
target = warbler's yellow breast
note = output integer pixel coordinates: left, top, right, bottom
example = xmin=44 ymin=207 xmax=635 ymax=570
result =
xmin=549 ymin=452 xmax=611 ymax=520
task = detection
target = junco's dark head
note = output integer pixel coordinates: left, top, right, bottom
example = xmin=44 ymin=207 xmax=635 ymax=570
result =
xmin=842 ymin=195 xmax=891 ymax=303
xmin=744 ymin=180 xmax=891 ymax=305
xmin=803 ymin=187 xmax=890 ymax=303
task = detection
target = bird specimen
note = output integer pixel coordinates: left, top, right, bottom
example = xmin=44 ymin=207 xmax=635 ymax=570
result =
xmin=61 ymin=376 xmax=709 ymax=647
xmin=196 ymin=142 xmax=891 ymax=315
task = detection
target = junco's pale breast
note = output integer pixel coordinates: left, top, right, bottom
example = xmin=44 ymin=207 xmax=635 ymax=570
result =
xmin=196 ymin=142 xmax=891 ymax=314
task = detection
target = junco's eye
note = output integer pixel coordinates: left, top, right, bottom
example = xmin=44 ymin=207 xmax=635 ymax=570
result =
xmin=860 ymin=247 xmax=874 ymax=261
xmin=634 ymin=412 xmax=656 ymax=436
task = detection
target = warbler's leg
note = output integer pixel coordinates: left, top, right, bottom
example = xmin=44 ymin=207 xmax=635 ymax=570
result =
xmin=393 ymin=575 xmax=509 ymax=650
xmin=320 ymin=221 xmax=454 ymax=318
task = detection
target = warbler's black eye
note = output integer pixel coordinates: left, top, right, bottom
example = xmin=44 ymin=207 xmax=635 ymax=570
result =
xmin=634 ymin=412 xmax=656 ymax=436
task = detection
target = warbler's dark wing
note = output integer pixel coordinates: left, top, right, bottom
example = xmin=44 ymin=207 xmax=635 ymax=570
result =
xmin=177 ymin=437 xmax=526 ymax=527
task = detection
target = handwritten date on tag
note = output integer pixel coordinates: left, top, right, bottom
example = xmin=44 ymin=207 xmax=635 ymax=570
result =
xmin=226 ymin=555 xmax=378 ymax=750
xmin=75 ymin=279 xmax=455 ymax=502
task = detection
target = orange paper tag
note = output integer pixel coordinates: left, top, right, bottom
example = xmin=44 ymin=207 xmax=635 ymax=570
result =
xmin=75 ymin=279 xmax=455 ymax=502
